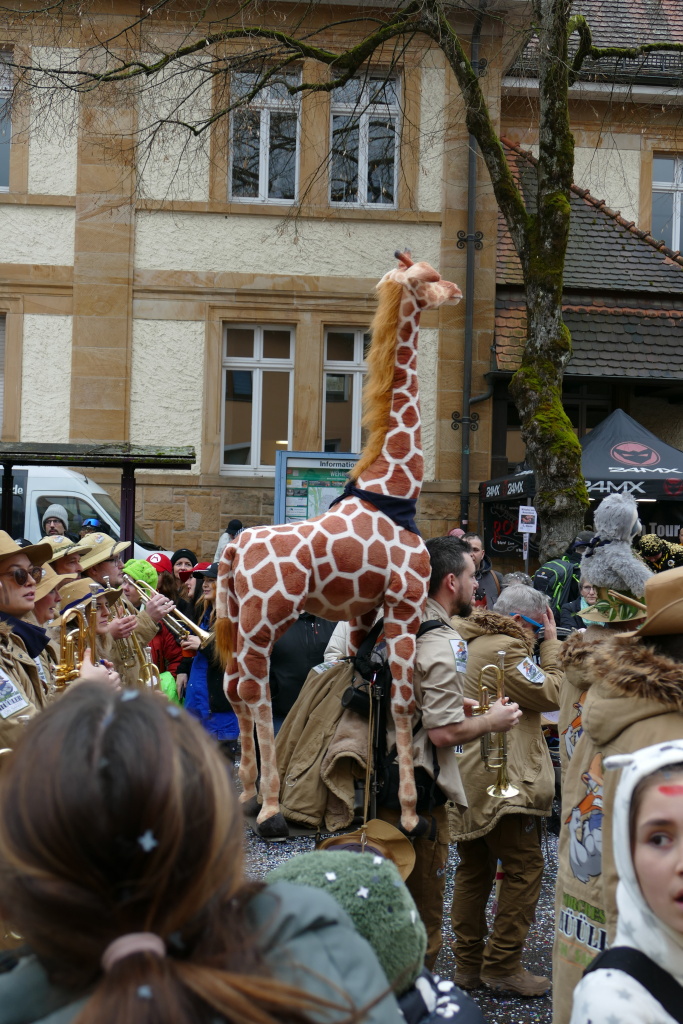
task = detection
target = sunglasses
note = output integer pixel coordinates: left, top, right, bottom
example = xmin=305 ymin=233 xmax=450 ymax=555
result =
xmin=83 ymin=518 xmax=102 ymax=528
xmin=516 ymin=613 xmax=544 ymax=634
xmin=0 ymin=566 xmax=43 ymax=586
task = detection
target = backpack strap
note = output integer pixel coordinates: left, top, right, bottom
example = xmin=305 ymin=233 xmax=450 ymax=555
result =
xmin=583 ymin=947 xmax=683 ymax=1024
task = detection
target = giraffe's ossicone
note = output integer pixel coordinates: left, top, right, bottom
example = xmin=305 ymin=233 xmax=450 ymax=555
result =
xmin=216 ymin=252 xmax=462 ymax=839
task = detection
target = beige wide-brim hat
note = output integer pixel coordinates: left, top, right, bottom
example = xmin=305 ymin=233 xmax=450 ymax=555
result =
xmin=35 ymin=564 xmax=77 ymax=602
xmin=317 ymin=818 xmax=416 ymax=881
xmin=42 ymin=535 xmax=94 ymax=564
xmin=56 ymin=579 xmax=122 ymax=621
xmin=78 ymin=533 xmax=131 ymax=572
xmin=619 ymin=564 xmax=683 ymax=638
xmin=0 ymin=531 xmax=53 ymax=569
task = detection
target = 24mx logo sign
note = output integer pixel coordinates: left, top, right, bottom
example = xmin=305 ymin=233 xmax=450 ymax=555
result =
xmin=585 ymin=480 xmax=645 ymax=496
xmin=610 ymin=441 xmax=661 ymax=467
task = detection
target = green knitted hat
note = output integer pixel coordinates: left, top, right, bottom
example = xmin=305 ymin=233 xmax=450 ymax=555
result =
xmin=267 ymin=850 xmax=426 ymax=993
xmin=123 ymin=558 xmax=158 ymax=590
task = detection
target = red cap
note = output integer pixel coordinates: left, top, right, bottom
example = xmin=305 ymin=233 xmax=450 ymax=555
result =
xmin=147 ymin=552 xmax=173 ymax=575
xmin=193 ymin=562 xmax=210 ymax=573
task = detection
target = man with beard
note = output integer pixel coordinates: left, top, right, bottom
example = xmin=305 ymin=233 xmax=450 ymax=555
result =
xmin=376 ymin=536 xmax=521 ymax=967
xmin=448 ymin=584 xmax=562 ymax=998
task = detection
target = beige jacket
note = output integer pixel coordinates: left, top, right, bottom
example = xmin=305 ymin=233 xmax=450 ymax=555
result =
xmin=0 ymin=622 xmax=48 ymax=749
xmin=447 ymin=611 xmax=562 ymax=842
xmin=553 ymin=631 xmax=683 ymax=1024
xmin=275 ymin=660 xmax=357 ymax=829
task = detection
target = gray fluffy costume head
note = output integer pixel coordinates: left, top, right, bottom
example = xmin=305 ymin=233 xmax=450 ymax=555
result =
xmin=267 ymin=849 xmax=426 ymax=993
xmin=580 ymin=493 xmax=652 ymax=598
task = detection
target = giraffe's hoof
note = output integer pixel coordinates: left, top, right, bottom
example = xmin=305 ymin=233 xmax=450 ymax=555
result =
xmin=256 ymin=813 xmax=290 ymax=840
xmin=398 ymin=815 xmax=436 ymax=840
xmin=240 ymin=795 xmax=261 ymax=817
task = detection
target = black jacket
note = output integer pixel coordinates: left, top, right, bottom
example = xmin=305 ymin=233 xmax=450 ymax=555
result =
xmin=270 ymin=614 xmax=336 ymax=719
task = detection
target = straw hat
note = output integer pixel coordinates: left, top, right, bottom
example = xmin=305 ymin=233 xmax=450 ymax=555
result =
xmin=619 ymin=565 xmax=683 ymax=638
xmin=317 ymin=818 xmax=416 ymax=881
xmin=0 ymin=531 xmax=53 ymax=569
xmin=78 ymin=533 xmax=130 ymax=572
xmin=42 ymin=535 xmax=94 ymax=564
xmin=35 ymin=564 xmax=77 ymax=602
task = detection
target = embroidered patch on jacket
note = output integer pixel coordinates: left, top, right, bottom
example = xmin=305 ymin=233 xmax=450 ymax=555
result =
xmin=449 ymin=638 xmax=468 ymax=674
xmin=516 ymin=657 xmax=546 ymax=685
xmin=0 ymin=674 xmax=30 ymax=718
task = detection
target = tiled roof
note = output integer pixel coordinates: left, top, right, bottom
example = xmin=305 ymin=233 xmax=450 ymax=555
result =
xmin=510 ymin=0 xmax=683 ymax=85
xmin=496 ymin=297 xmax=683 ymax=378
xmin=498 ymin=138 xmax=683 ymax=291
xmin=495 ymin=139 xmax=683 ymax=380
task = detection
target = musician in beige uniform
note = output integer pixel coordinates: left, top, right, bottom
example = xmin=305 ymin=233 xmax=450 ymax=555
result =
xmin=41 ymin=534 xmax=93 ymax=577
xmin=80 ymin=533 xmax=173 ymax=687
xmin=449 ymin=583 xmax=562 ymax=998
xmin=25 ymin=564 xmax=77 ymax=690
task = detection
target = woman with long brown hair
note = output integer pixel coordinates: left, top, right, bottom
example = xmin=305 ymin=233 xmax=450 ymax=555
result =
xmin=0 ymin=683 xmax=401 ymax=1024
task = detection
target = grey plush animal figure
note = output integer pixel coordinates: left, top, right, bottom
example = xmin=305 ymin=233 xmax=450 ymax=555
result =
xmin=580 ymin=493 xmax=652 ymax=598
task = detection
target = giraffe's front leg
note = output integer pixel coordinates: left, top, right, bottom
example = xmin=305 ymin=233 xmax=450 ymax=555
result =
xmin=348 ymin=608 xmax=379 ymax=658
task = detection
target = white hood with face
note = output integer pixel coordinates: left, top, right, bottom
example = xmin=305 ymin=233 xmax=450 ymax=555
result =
xmin=570 ymin=740 xmax=683 ymax=1024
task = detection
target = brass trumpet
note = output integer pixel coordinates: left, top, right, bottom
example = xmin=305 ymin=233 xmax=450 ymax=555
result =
xmin=103 ymin=576 xmax=160 ymax=690
xmin=54 ymin=587 xmax=98 ymax=690
xmin=471 ymin=649 xmax=519 ymax=800
xmin=122 ymin=574 xmax=213 ymax=649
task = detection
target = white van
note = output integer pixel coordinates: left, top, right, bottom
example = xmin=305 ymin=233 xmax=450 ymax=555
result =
xmin=4 ymin=466 xmax=166 ymax=560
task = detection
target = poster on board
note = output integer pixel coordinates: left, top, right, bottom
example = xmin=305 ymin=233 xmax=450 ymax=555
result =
xmin=274 ymin=451 xmax=358 ymax=524
xmin=518 ymin=505 xmax=538 ymax=533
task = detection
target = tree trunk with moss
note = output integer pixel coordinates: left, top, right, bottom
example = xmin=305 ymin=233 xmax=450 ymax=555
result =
xmin=509 ymin=0 xmax=588 ymax=560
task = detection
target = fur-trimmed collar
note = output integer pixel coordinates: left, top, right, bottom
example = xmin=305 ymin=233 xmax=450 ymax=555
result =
xmin=589 ymin=633 xmax=683 ymax=710
xmin=451 ymin=611 xmax=534 ymax=655
xmin=559 ymin=627 xmax=606 ymax=671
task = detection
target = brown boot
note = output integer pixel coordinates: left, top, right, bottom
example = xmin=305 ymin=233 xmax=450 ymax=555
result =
xmin=453 ymin=967 xmax=481 ymax=990
xmin=480 ymin=968 xmax=551 ymax=998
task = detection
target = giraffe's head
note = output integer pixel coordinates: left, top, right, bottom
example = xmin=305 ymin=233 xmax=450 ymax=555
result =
xmin=378 ymin=251 xmax=463 ymax=311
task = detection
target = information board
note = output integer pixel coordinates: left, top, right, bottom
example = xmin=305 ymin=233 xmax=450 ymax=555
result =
xmin=274 ymin=451 xmax=358 ymax=524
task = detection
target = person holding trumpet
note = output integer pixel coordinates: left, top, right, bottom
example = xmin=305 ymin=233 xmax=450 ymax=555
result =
xmin=448 ymin=583 xmax=562 ymax=999
xmin=122 ymin=559 xmax=185 ymax=701
xmin=80 ymin=534 xmax=174 ymax=688
xmin=54 ymin=579 xmax=121 ymax=691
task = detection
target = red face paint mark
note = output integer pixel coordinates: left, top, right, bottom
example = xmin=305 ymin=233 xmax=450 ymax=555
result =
xmin=657 ymin=785 xmax=683 ymax=796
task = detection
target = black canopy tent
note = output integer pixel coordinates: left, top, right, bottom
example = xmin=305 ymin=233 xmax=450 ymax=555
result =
xmin=0 ymin=443 xmax=195 ymax=546
xmin=479 ymin=410 xmax=683 ymax=561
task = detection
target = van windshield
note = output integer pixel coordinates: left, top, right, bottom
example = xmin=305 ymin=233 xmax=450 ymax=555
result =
xmin=95 ymin=494 xmax=158 ymax=548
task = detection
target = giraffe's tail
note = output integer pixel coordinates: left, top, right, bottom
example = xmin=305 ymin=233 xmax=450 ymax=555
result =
xmin=215 ymin=543 xmax=236 ymax=669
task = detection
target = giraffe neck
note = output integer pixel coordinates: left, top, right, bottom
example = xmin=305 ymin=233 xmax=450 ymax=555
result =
xmin=356 ymin=298 xmax=423 ymax=499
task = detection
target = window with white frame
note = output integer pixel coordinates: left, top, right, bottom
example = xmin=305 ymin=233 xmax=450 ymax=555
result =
xmin=652 ymin=154 xmax=683 ymax=251
xmin=330 ymin=75 xmax=400 ymax=207
xmin=323 ymin=328 xmax=369 ymax=453
xmin=222 ymin=325 xmax=294 ymax=472
xmin=0 ymin=54 xmax=11 ymax=192
xmin=229 ymin=71 xmax=300 ymax=203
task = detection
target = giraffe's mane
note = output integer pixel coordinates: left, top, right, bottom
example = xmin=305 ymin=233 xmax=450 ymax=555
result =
xmin=349 ymin=278 xmax=403 ymax=483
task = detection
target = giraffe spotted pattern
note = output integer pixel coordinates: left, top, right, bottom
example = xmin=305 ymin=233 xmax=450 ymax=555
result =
xmin=216 ymin=253 xmax=462 ymax=837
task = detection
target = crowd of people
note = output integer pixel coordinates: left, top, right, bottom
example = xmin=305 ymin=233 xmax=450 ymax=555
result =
xmin=0 ymin=499 xmax=682 ymax=1024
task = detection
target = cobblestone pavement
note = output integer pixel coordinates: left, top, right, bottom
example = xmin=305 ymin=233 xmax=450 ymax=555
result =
xmin=245 ymin=819 xmax=558 ymax=1024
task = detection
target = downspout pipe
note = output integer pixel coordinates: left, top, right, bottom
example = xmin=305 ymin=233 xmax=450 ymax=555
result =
xmin=458 ymin=2 xmax=486 ymax=530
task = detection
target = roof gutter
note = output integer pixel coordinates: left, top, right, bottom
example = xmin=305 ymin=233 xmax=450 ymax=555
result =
xmin=502 ymin=76 xmax=683 ymax=105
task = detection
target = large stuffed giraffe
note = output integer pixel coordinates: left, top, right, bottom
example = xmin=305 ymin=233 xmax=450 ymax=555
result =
xmin=216 ymin=252 xmax=462 ymax=838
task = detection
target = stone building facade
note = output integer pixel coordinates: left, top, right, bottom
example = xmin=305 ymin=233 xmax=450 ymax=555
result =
xmin=0 ymin=1 xmax=682 ymax=558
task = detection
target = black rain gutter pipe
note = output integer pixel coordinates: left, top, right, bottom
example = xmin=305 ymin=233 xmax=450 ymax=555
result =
xmin=459 ymin=0 xmax=487 ymax=530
